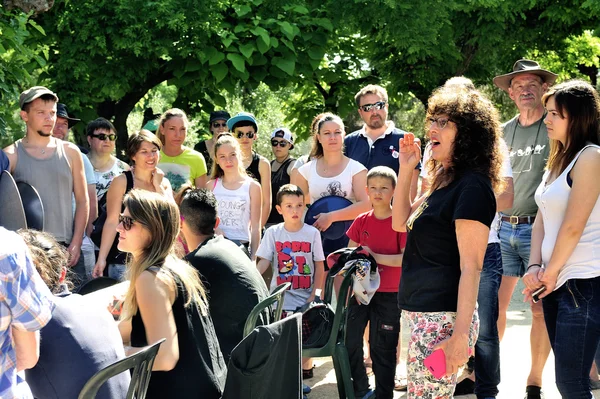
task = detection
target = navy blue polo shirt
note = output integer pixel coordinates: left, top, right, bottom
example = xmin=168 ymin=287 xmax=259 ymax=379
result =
xmin=344 ymin=126 xmax=420 ymax=174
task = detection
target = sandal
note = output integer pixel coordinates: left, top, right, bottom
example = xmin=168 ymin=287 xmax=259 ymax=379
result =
xmin=302 ymin=367 xmax=314 ymax=379
xmin=394 ymin=376 xmax=407 ymax=391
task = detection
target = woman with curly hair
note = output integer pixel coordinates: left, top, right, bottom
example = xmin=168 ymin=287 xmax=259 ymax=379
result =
xmin=116 ymin=189 xmax=226 ymax=398
xmin=392 ymin=86 xmax=504 ymax=398
xmin=522 ymin=80 xmax=600 ymax=398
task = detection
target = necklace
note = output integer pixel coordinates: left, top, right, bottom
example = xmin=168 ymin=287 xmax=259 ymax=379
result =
xmin=24 ymin=137 xmax=50 ymax=154
xmin=509 ymin=112 xmax=546 ymax=152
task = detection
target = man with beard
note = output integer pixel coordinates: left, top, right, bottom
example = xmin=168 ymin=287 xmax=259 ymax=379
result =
xmin=3 ymin=87 xmax=89 ymax=288
xmin=344 ymin=84 xmax=419 ymax=199
xmin=493 ymin=60 xmax=557 ymax=399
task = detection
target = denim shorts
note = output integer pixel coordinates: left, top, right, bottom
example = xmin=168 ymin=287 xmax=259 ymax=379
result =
xmin=498 ymin=221 xmax=532 ymax=277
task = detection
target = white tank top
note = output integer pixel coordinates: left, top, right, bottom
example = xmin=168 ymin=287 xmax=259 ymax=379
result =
xmin=213 ymin=177 xmax=252 ymax=242
xmin=535 ymin=144 xmax=600 ymax=290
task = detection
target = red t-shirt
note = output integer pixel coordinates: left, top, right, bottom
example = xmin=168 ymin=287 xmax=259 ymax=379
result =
xmin=346 ymin=210 xmax=406 ymax=292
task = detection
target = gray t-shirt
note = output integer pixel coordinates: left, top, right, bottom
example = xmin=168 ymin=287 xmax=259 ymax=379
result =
xmin=256 ymin=223 xmax=325 ymax=310
xmin=502 ymin=114 xmax=549 ymax=216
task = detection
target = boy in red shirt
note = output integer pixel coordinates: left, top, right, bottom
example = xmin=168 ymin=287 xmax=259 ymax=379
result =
xmin=346 ymin=166 xmax=406 ymax=399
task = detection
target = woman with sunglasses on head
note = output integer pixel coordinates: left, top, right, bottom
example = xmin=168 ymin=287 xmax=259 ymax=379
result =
xmin=228 ymin=112 xmax=272 ymax=228
xmin=92 ymin=130 xmax=173 ymax=280
xmin=392 ymin=87 xmax=502 ymax=398
xmin=116 ymin=189 xmax=226 ymax=399
xmin=206 ymin=135 xmax=262 ymax=260
xmin=86 ymin=118 xmax=129 ymax=202
xmin=521 ymin=80 xmax=600 ymax=399
xmin=292 ymin=112 xmax=370 ymax=234
xmin=156 ymin=108 xmax=208 ymax=193
xmin=266 ymin=127 xmax=296 ymax=229
xmin=194 ymin=110 xmax=231 ymax=173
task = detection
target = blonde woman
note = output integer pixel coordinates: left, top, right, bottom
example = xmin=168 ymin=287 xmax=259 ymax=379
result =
xmin=116 ymin=189 xmax=226 ymax=398
xmin=206 ymin=135 xmax=262 ymax=260
xmin=156 ymin=108 xmax=208 ymax=192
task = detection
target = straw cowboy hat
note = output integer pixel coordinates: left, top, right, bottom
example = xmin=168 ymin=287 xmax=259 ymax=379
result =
xmin=493 ymin=59 xmax=558 ymax=92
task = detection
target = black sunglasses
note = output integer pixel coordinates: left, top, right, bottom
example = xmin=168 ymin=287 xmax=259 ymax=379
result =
xmin=236 ymin=132 xmax=255 ymax=139
xmin=212 ymin=122 xmax=227 ymax=128
xmin=271 ymin=139 xmax=288 ymax=147
xmin=359 ymin=101 xmax=386 ymax=112
xmin=92 ymin=133 xmax=116 ymax=141
xmin=118 ymin=214 xmax=135 ymax=231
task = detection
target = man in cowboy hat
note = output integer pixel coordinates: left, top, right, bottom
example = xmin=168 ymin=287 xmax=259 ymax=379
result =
xmin=493 ymin=59 xmax=557 ymax=399
xmin=53 ymin=103 xmax=98 ymax=279
xmin=2 ymin=87 xmax=89 ymax=289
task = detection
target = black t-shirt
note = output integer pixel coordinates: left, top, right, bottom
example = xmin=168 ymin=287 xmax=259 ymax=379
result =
xmin=398 ymin=171 xmax=496 ymax=312
xmin=185 ymin=235 xmax=269 ymax=360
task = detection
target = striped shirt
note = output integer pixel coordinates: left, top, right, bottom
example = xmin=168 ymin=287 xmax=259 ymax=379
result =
xmin=0 ymin=228 xmax=55 ymax=399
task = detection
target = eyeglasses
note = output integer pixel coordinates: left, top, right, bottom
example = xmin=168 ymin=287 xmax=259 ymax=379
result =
xmin=236 ymin=132 xmax=255 ymax=139
xmin=212 ymin=122 xmax=227 ymax=128
xmin=359 ymin=101 xmax=386 ymax=112
xmin=271 ymin=139 xmax=288 ymax=147
xmin=118 ymin=214 xmax=135 ymax=231
xmin=92 ymin=133 xmax=117 ymax=141
xmin=428 ymin=117 xmax=453 ymax=130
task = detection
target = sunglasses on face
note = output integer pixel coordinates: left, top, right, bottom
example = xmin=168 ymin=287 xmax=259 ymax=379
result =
xmin=92 ymin=133 xmax=117 ymax=141
xmin=271 ymin=139 xmax=288 ymax=147
xmin=359 ymin=101 xmax=386 ymax=112
xmin=118 ymin=214 xmax=135 ymax=231
xmin=212 ymin=122 xmax=227 ymax=128
xmin=428 ymin=117 xmax=453 ymax=130
xmin=236 ymin=131 xmax=255 ymax=139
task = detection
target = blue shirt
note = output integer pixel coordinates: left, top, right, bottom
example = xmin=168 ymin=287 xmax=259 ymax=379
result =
xmin=344 ymin=124 xmax=421 ymax=174
xmin=0 ymin=150 xmax=9 ymax=174
xmin=0 ymin=228 xmax=55 ymax=399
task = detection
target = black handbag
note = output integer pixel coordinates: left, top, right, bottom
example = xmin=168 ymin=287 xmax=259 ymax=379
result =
xmin=296 ymin=300 xmax=335 ymax=349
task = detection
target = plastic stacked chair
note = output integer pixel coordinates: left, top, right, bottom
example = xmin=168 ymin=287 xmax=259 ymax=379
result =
xmin=243 ymin=282 xmax=291 ymax=337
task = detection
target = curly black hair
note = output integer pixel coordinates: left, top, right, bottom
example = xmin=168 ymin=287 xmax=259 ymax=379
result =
xmin=425 ymin=87 xmax=504 ymax=193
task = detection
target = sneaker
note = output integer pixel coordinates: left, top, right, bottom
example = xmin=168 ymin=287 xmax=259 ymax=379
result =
xmin=454 ymin=378 xmax=475 ymax=396
xmin=524 ymin=385 xmax=544 ymax=399
xmin=303 ymin=384 xmax=311 ymax=394
xmin=355 ymin=389 xmax=376 ymax=399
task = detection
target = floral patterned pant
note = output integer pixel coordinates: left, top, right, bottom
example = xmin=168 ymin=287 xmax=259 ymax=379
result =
xmin=405 ymin=310 xmax=479 ymax=399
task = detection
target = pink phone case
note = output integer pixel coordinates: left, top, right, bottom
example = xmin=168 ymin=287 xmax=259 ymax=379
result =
xmin=424 ymin=349 xmax=446 ymax=379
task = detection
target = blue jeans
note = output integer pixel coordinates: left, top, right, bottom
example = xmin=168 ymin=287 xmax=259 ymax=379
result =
xmin=108 ymin=264 xmax=127 ymax=282
xmin=543 ymin=277 xmax=600 ymax=399
xmin=499 ymin=221 xmax=532 ymax=277
xmin=475 ymin=243 xmax=503 ymax=399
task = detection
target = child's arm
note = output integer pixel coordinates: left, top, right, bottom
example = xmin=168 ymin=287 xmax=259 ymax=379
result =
xmin=348 ymin=239 xmax=403 ymax=267
xmin=256 ymin=257 xmax=271 ymax=275
xmin=308 ymin=260 xmax=325 ymax=302
xmin=249 ymin=180 xmax=262 ymax=260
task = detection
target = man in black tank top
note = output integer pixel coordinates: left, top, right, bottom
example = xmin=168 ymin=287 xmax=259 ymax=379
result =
xmin=194 ymin=110 xmax=231 ymax=173
xmin=228 ymin=112 xmax=272 ymax=227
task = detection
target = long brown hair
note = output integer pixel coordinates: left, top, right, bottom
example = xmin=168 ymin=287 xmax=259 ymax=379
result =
xmin=120 ymin=189 xmax=208 ymax=320
xmin=425 ymin=86 xmax=504 ymax=194
xmin=542 ymin=80 xmax=600 ymax=176
xmin=210 ymin=134 xmax=247 ymax=179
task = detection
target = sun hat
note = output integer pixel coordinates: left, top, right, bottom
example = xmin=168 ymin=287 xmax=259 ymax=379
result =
xmin=19 ymin=86 xmax=58 ymax=109
xmin=493 ymin=59 xmax=558 ymax=92
xmin=304 ymin=195 xmax=353 ymax=256
xmin=56 ymin=103 xmax=81 ymax=129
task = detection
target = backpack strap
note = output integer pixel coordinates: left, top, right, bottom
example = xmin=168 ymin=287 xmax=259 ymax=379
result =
xmin=124 ymin=170 xmax=134 ymax=193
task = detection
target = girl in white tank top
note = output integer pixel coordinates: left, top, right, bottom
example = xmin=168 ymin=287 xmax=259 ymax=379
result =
xmin=207 ymin=135 xmax=262 ymax=259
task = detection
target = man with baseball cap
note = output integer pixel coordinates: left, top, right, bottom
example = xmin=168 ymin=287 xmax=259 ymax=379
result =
xmin=194 ymin=110 xmax=231 ymax=173
xmin=266 ymin=127 xmax=296 ymax=228
xmin=493 ymin=60 xmax=557 ymax=399
xmin=228 ymin=111 xmax=272 ymax=228
xmin=3 ymin=86 xmax=89 ymax=288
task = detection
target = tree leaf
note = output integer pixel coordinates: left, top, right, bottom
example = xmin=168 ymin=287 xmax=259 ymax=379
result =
xmin=256 ymin=37 xmax=270 ymax=54
xmin=272 ymin=56 xmax=295 ymax=75
xmin=227 ymin=53 xmax=246 ymax=72
xmin=207 ymin=49 xmax=225 ymax=66
xmin=211 ymin=62 xmax=229 ymax=83
xmin=239 ymin=42 xmax=256 ymax=59
xmin=235 ymin=5 xmax=252 ymax=17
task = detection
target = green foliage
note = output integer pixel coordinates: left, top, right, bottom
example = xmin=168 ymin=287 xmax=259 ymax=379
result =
xmin=0 ymin=5 xmax=49 ymax=146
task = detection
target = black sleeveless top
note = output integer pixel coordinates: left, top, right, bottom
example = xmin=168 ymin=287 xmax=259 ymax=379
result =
xmin=267 ymin=157 xmax=295 ymax=224
xmin=130 ymin=268 xmax=226 ymax=399
xmin=108 ymin=170 xmax=134 ymax=264
xmin=194 ymin=140 xmax=213 ymax=173
xmin=245 ymin=152 xmax=261 ymax=183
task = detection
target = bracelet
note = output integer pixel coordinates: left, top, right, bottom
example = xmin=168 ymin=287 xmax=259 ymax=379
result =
xmin=526 ymin=263 xmax=542 ymax=272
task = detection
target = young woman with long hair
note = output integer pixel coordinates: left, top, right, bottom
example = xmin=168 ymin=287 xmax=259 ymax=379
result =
xmin=156 ymin=108 xmax=208 ymax=192
xmin=522 ymin=80 xmax=600 ymax=398
xmin=92 ymin=130 xmax=173 ymax=280
xmin=206 ymin=134 xmax=262 ymax=260
xmin=116 ymin=189 xmax=226 ymax=398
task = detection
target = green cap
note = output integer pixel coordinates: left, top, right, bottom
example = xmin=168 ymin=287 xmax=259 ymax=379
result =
xmin=19 ymin=86 xmax=58 ymax=110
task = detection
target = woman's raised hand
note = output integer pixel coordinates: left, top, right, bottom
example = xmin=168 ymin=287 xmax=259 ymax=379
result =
xmin=399 ymin=133 xmax=421 ymax=170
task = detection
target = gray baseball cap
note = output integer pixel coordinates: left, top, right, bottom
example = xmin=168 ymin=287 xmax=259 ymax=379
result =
xmin=19 ymin=86 xmax=58 ymax=109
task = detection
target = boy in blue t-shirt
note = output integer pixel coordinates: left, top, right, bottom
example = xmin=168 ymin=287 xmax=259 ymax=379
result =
xmin=346 ymin=166 xmax=406 ymax=399
xmin=256 ymin=184 xmax=325 ymax=379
